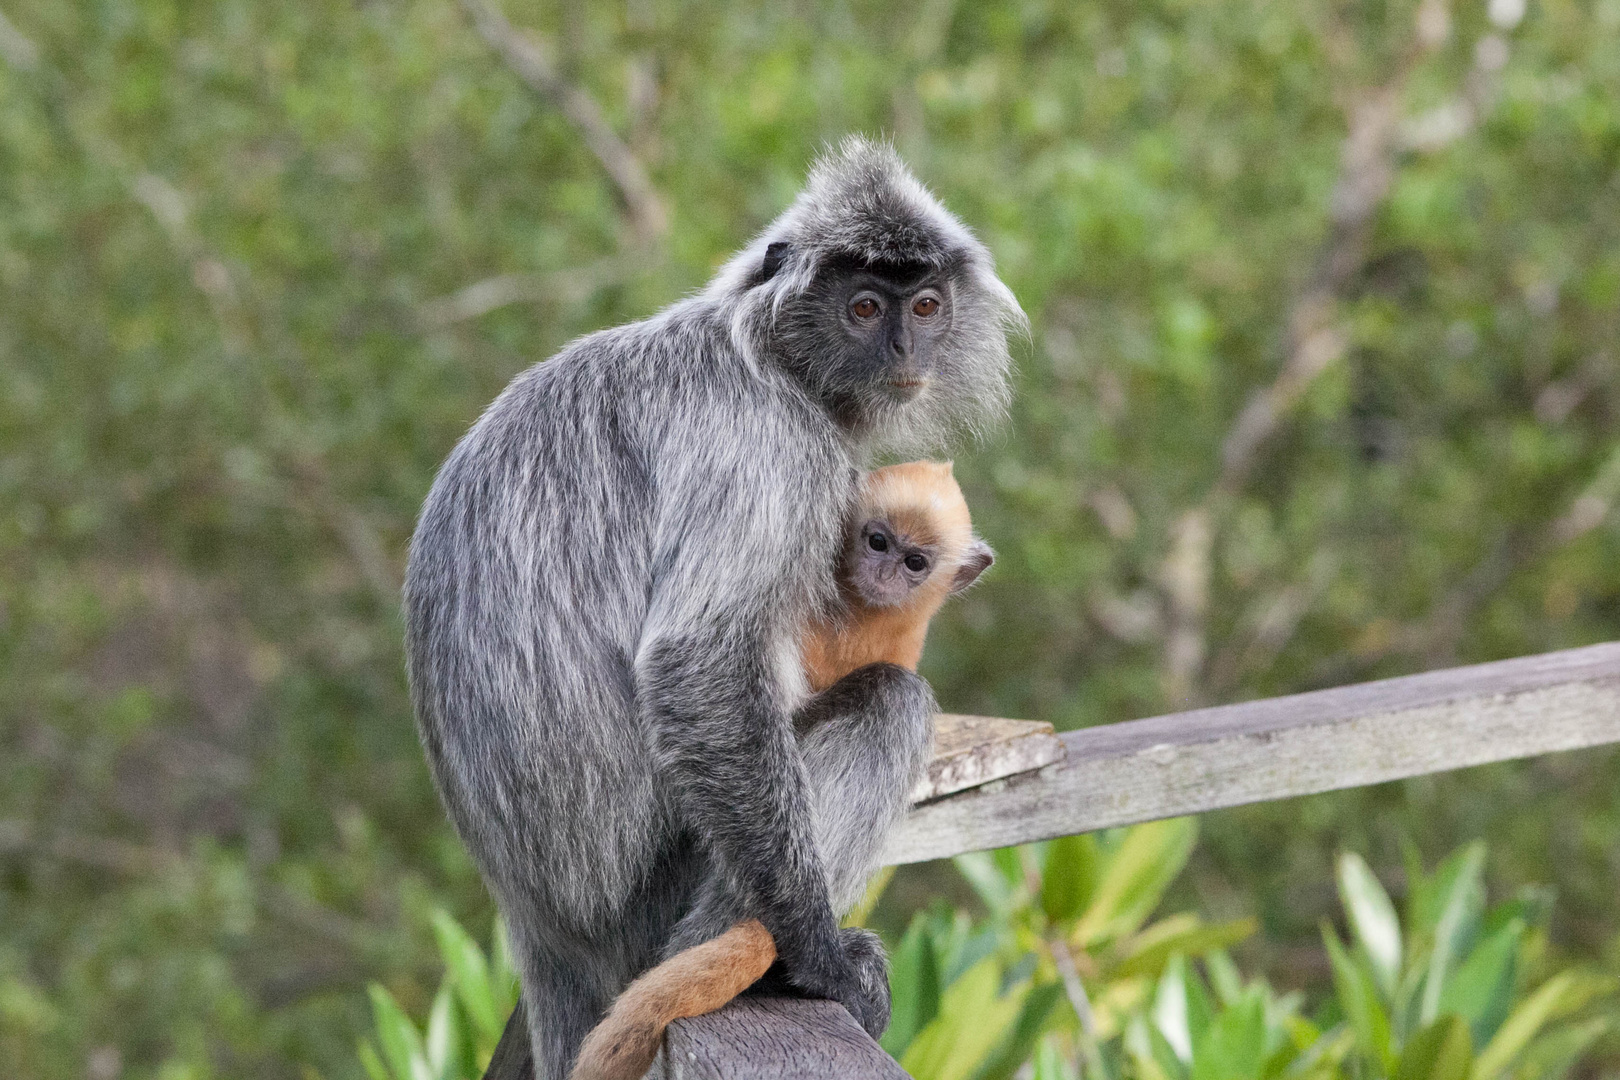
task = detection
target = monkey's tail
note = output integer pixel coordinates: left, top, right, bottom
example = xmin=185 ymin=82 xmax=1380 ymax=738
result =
xmin=568 ymin=920 xmax=777 ymax=1080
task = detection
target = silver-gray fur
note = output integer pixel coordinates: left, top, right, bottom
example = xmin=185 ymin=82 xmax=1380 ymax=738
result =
xmin=403 ymin=136 xmax=1023 ymax=1080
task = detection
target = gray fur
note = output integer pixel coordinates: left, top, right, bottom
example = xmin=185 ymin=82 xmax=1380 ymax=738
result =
xmin=403 ymin=136 xmax=1021 ymax=1080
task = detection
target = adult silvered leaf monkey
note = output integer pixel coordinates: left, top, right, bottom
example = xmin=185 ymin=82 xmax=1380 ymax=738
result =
xmin=403 ymin=136 xmax=1023 ymax=1080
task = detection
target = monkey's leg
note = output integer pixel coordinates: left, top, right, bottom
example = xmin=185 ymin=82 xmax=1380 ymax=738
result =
xmin=795 ymin=662 xmax=935 ymax=914
xmin=509 ymin=933 xmax=624 ymax=1080
xmin=662 ymin=663 xmax=933 ymax=1035
xmin=664 ymin=661 xmax=932 ymax=947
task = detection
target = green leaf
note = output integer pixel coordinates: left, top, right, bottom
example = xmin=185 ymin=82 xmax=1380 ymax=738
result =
xmin=956 ymin=851 xmax=1017 ymax=915
xmin=1032 ymin=1036 xmax=1081 ymax=1080
xmin=900 ymin=959 xmax=1027 ymax=1080
xmin=883 ymin=912 xmax=944 ymax=1058
xmin=1073 ymin=819 xmax=1198 ymax=948
xmin=357 ymin=1040 xmax=391 ymax=1080
xmin=1437 ymin=918 xmax=1522 ymax=1046
xmin=1127 ymin=1012 xmax=1188 ymax=1080
xmin=1415 ymin=844 xmax=1486 ymax=1025
xmin=1205 ymin=950 xmax=1245 ymax=1009
xmin=1393 ymin=1016 xmax=1472 ymax=1080
xmin=1154 ymin=955 xmax=1195 ymax=1063
xmin=1407 ymin=843 xmax=1486 ymax=947
xmin=1324 ymin=926 xmax=1394 ymax=1072
xmin=1337 ymin=853 xmax=1402 ymax=1001
xmin=1121 ymin=919 xmax=1257 ymax=984
xmin=367 ymin=984 xmax=431 ymax=1080
xmin=994 ymin=846 xmax=1031 ymax=895
xmin=1191 ymin=991 xmax=1267 ymax=1080
xmin=1183 ymin=956 xmax=1217 ymax=1052
xmin=943 ymin=924 xmax=1003 ymax=988
xmin=1481 ymin=887 xmax=1553 ymax=938
xmin=972 ymin=979 xmax=1066 ymax=1080
xmin=1042 ymin=834 xmax=1102 ymax=925
xmin=423 ymin=985 xmax=458 ymax=1080
xmin=1115 ymin=918 xmax=1258 ymax=981
xmin=430 ymin=911 xmax=501 ymax=1048
xmin=1511 ymin=1017 xmax=1610 ymax=1080
xmin=1473 ymin=971 xmax=1615 ymax=1080
xmin=1285 ymin=1024 xmax=1357 ymax=1080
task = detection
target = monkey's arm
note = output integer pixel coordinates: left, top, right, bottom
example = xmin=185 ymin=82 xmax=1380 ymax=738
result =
xmin=634 ymin=431 xmax=887 ymax=1032
xmin=636 ymin=611 xmax=862 ymax=1007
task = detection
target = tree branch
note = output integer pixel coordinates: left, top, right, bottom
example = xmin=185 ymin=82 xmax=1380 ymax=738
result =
xmin=416 ymin=256 xmax=633 ymax=327
xmin=1155 ymin=3 xmax=1451 ymax=704
xmin=460 ymin=0 xmax=668 ymax=243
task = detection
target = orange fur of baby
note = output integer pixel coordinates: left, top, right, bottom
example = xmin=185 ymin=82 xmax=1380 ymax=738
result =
xmin=569 ymin=462 xmax=981 ymax=1080
xmin=801 ymin=460 xmax=977 ymax=691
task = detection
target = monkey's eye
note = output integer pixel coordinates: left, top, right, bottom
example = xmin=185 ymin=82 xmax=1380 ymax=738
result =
xmin=868 ymin=532 xmax=889 ymax=553
xmin=851 ymin=297 xmax=880 ymax=320
xmin=912 ymin=296 xmax=940 ymax=317
xmin=904 ymin=553 xmax=928 ymax=572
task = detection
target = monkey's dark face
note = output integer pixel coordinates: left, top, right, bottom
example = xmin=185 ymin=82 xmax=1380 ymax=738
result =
xmin=834 ymin=266 xmax=953 ymax=402
xmin=773 ymin=255 xmax=960 ymax=428
xmin=846 ymin=518 xmax=937 ymax=608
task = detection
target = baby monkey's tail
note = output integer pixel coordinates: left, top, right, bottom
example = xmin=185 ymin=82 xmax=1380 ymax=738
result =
xmin=568 ymin=920 xmax=777 ymax=1080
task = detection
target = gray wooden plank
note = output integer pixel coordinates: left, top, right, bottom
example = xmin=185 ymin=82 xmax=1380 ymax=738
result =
xmin=913 ymin=713 xmax=1066 ymax=802
xmin=656 ymin=998 xmax=909 ymax=1079
xmin=885 ymin=641 xmax=1620 ymax=865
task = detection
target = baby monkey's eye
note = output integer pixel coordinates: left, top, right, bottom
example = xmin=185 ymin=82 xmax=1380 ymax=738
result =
xmin=851 ymin=297 xmax=880 ymax=319
xmin=868 ymin=532 xmax=889 ymax=552
xmin=904 ymin=553 xmax=928 ymax=572
xmin=912 ymin=296 xmax=940 ymax=317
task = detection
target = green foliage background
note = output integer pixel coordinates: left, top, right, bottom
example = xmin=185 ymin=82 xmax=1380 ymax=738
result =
xmin=2 ymin=0 xmax=1618 ymax=1077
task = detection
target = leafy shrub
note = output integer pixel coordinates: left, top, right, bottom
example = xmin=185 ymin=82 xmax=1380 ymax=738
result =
xmin=357 ymin=830 xmax=1613 ymax=1080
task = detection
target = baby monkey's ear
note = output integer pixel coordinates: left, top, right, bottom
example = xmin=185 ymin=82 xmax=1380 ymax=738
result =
xmin=950 ymin=539 xmax=994 ymax=593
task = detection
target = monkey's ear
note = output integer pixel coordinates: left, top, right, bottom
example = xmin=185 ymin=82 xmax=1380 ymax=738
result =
xmin=950 ymin=540 xmax=994 ymax=594
xmin=760 ymin=241 xmax=792 ymax=282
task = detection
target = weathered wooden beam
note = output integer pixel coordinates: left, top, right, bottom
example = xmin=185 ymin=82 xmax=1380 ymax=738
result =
xmin=913 ymin=713 xmax=1064 ymax=802
xmin=886 ymin=641 xmax=1620 ymax=865
xmin=651 ymin=998 xmax=908 ymax=1079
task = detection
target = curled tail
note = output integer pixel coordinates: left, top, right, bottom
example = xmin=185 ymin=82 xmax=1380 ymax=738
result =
xmin=568 ymin=920 xmax=777 ymax=1080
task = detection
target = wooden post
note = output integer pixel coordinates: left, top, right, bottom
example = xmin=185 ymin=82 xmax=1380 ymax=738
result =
xmin=650 ymin=998 xmax=908 ymax=1079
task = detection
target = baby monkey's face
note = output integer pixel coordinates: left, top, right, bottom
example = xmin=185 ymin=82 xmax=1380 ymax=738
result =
xmin=848 ymin=517 xmax=938 ymax=607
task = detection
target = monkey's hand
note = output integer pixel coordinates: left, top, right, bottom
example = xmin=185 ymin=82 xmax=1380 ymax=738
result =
xmin=834 ymin=927 xmax=892 ymax=1038
xmin=777 ymin=926 xmax=891 ymax=1039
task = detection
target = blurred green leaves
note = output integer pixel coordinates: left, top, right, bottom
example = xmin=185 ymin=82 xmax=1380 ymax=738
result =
xmin=863 ymin=833 xmax=1612 ymax=1080
xmin=359 ymin=913 xmax=515 ymax=1080
xmin=1318 ymin=843 xmax=1614 ymax=1080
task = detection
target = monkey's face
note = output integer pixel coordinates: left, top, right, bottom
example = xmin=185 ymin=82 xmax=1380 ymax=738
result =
xmin=775 ymin=256 xmax=959 ymax=428
xmin=846 ymin=518 xmax=939 ymax=608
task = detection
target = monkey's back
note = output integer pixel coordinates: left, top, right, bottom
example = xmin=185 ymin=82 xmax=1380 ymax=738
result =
xmin=403 ymin=306 xmax=852 ymax=932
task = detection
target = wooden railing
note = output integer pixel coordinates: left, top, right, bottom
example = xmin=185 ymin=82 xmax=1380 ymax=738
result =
xmin=886 ymin=640 xmax=1620 ymax=865
xmin=614 ymin=642 xmax=1620 ymax=1078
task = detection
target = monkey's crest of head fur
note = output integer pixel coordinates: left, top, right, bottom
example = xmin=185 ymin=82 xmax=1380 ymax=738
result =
xmin=709 ymin=136 xmax=1027 ymax=456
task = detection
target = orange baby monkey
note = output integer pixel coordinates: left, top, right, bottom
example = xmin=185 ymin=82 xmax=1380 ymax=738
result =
xmin=800 ymin=460 xmax=994 ymax=693
xmin=569 ymin=461 xmax=992 ymax=1080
